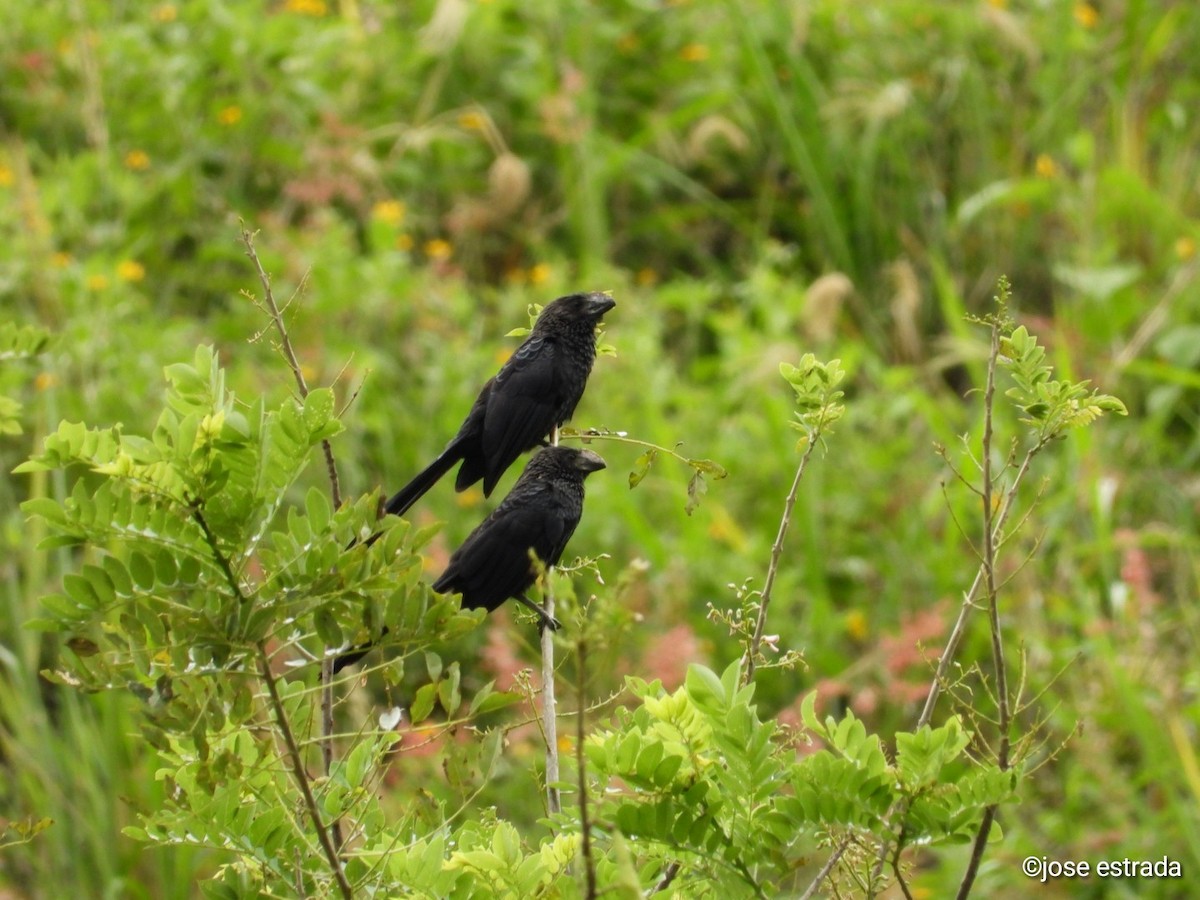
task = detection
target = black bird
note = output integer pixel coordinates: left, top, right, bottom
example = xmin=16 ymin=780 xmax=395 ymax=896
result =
xmin=331 ymin=446 xmax=605 ymax=673
xmin=432 ymin=445 xmax=606 ymax=627
xmin=383 ymin=292 xmax=615 ymax=518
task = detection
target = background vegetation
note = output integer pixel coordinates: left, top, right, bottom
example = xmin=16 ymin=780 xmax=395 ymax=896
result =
xmin=2 ymin=0 xmax=1197 ymax=896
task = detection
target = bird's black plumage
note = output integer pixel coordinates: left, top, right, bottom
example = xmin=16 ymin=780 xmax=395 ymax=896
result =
xmin=432 ymin=446 xmax=606 ymax=623
xmin=383 ymin=292 xmax=615 ymax=518
xmin=330 ymin=446 xmax=606 ymax=674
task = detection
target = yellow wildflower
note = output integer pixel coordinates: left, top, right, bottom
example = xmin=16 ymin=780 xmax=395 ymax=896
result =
xmin=217 ymin=105 xmax=243 ymax=126
xmin=0 ymin=165 xmax=12 ymax=187
xmin=117 ymin=260 xmax=145 ymax=282
xmin=86 ymin=274 xmax=109 ymax=291
xmin=528 ymin=263 xmax=551 ymax=286
xmin=845 ymin=610 xmax=868 ymax=642
xmin=1073 ymin=3 xmax=1099 ymax=28
xmin=285 ymin=0 xmax=327 ymax=15
xmin=34 ymin=373 xmax=57 ymax=392
xmin=372 ymin=199 xmax=406 ymax=225
xmin=424 ymin=238 xmax=452 ymax=261
xmin=1176 ymin=236 xmax=1196 ymax=261
xmin=680 ymin=43 xmax=709 ymax=62
xmin=395 ymin=233 xmax=414 ymax=251
xmin=1034 ymin=154 xmax=1058 ymax=178
xmin=458 ymin=110 xmax=487 ymax=132
xmin=124 ymin=150 xmax=151 ymax=171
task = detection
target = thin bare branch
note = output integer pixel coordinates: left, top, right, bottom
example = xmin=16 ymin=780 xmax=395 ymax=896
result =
xmin=191 ymin=490 xmax=349 ymax=896
xmin=798 ymin=839 xmax=850 ymax=900
xmin=935 ymin=443 xmax=985 ymax=497
xmin=576 ymin=637 xmax=597 ymax=899
xmin=542 ymin=424 xmax=561 ymax=815
xmin=652 ymin=862 xmax=682 ymax=894
xmin=239 ymin=223 xmax=346 ymax=852
xmin=257 ymin=644 xmax=353 ymax=900
xmin=744 ymin=434 xmax=819 ymax=685
xmin=940 ymin=480 xmax=985 ymax=559
xmin=239 ymin=223 xmax=343 ymax=509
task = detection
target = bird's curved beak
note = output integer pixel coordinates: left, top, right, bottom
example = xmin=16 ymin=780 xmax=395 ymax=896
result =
xmin=575 ymin=449 xmax=607 ymax=473
xmin=586 ymin=294 xmax=616 ymax=317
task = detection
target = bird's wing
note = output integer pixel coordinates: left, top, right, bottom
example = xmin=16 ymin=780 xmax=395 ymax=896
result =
xmin=479 ymin=336 xmax=561 ymax=493
xmin=544 ymin=486 xmax=582 ymax=566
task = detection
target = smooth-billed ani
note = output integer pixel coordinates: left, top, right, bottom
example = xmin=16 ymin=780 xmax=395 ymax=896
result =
xmin=432 ymin=445 xmax=606 ymax=626
xmin=383 ymin=292 xmax=615 ymax=518
xmin=332 ymin=446 xmax=606 ymax=672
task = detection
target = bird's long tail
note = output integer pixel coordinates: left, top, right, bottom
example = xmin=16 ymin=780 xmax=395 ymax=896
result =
xmin=383 ymin=437 xmax=466 ymax=518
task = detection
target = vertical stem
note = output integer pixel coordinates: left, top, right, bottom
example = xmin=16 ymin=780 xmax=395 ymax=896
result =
xmin=916 ymin=442 xmax=1042 ymax=729
xmin=543 ymin=426 xmax=561 ymax=814
xmin=576 ymin=638 xmax=597 ymax=898
xmin=744 ymin=436 xmax=818 ymax=685
xmin=541 ymin=598 xmax=560 ymax=814
xmin=796 ymin=841 xmax=850 ymax=900
xmin=978 ymin=322 xmax=1009 ymax=738
xmin=257 ymin=645 xmax=352 ymax=900
xmin=954 ymin=321 xmax=1012 ymax=900
xmin=320 ymin=657 xmax=342 ymax=850
xmin=240 ymin=227 xmax=343 ymax=800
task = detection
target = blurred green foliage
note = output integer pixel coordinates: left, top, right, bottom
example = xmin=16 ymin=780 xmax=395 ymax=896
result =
xmin=2 ymin=0 xmax=1198 ymax=897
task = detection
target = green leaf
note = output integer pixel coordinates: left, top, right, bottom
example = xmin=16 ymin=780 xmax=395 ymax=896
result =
xmin=628 ymin=449 xmax=657 ymax=489
xmin=800 ymin=691 xmax=824 ymax=737
xmin=0 ymin=322 xmax=51 ymax=359
xmin=302 ymin=387 xmax=335 ymax=433
xmin=129 ymin=552 xmax=156 ymax=590
xmin=41 ymin=593 xmax=86 ymax=622
xmin=102 ymin=556 xmax=133 ymax=596
xmin=20 ymin=497 xmax=71 ymax=528
xmin=344 ymin=739 xmax=373 ymax=790
xmin=63 ymin=573 xmax=100 ymax=611
xmin=154 ymin=551 xmax=178 ymax=585
xmin=425 ymin=650 xmax=442 ymax=682
xmin=685 ymin=664 xmax=725 ymax=711
xmin=685 ymin=470 xmax=707 ymax=516
xmin=690 ymin=458 xmax=728 ymax=479
xmin=652 ymin=753 xmax=684 ymax=787
xmin=438 ymin=663 xmax=461 ymax=715
xmin=305 ymin=487 xmax=331 ymax=534
xmin=615 ymin=732 xmax=642 ymax=772
xmin=410 ymin=683 xmax=437 ymax=724
xmin=313 ymin=607 xmax=342 ymax=646
xmin=81 ymin=564 xmax=116 ymax=607
xmin=635 ymin=741 xmax=664 ymax=781
xmin=469 ymin=683 xmax=522 ymax=716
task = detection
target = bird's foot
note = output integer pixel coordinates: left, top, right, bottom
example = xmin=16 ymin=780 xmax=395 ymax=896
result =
xmin=516 ymin=594 xmax=562 ymax=632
